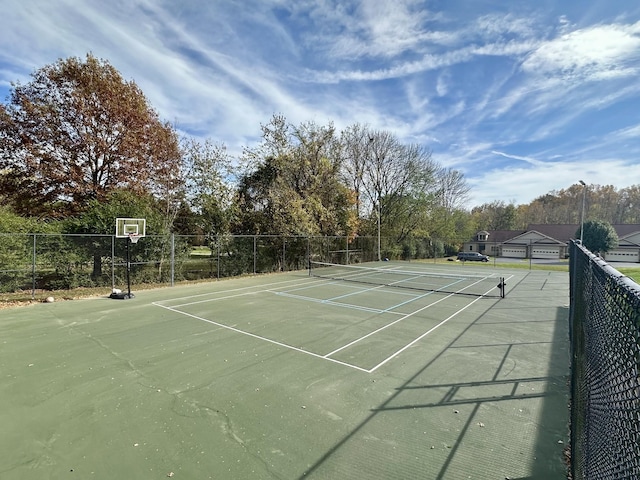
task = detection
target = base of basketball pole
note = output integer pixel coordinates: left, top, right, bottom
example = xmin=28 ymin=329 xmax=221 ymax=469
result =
xmin=109 ymin=290 xmax=135 ymax=300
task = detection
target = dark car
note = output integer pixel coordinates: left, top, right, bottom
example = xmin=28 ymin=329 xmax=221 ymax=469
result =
xmin=457 ymin=252 xmax=490 ymax=262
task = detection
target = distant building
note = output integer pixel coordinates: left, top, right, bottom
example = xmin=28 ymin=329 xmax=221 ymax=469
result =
xmin=462 ymin=224 xmax=640 ymax=263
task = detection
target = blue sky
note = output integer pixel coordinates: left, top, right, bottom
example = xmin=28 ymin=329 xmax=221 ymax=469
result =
xmin=2 ymin=0 xmax=640 ymax=207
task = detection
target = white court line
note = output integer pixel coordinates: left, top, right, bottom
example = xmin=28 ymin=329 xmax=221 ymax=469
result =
xmin=277 ymin=278 xmax=441 ymax=315
xmin=162 ymin=276 xmax=330 ymax=308
xmin=367 ymin=295 xmax=486 ymax=373
xmin=153 ymin=271 xmax=515 ymax=373
xmin=366 ymin=273 xmax=515 ymax=373
xmin=152 ymin=302 xmax=370 ymax=373
xmin=274 ymin=291 xmax=400 ymax=314
xmin=323 ymin=290 xmax=464 ymax=358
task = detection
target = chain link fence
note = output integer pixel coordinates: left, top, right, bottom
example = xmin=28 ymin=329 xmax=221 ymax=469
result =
xmin=569 ymin=240 xmax=640 ymax=479
xmin=0 ymin=233 xmax=455 ymax=296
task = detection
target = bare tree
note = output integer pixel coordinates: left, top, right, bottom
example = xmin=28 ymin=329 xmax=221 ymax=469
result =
xmin=340 ymin=123 xmax=370 ymax=220
xmin=436 ymin=167 xmax=470 ymax=212
xmin=183 ymin=137 xmax=233 ymax=235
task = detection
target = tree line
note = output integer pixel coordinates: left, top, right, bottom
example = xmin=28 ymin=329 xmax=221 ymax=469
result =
xmin=472 ymin=183 xmax=640 ymax=232
xmin=0 ymin=54 xmax=472 ymax=256
xmin=1 ymin=54 xmax=638 ymax=256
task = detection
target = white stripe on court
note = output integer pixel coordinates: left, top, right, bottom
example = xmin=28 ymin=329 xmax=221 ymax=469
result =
xmin=323 ymin=289 xmax=465 ymax=358
xmin=152 ymin=272 xmax=515 ymax=373
xmin=366 ymin=274 xmax=515 ymax=373
xmin=159 ymin=276 xmax=329 ymax=308
xmin=274 ymin=291 xmax=405 ymax=315
xmin=152 ymin=302 xmax=370 ymax=373
xmin=367 ymin=295 xmax=486 ymax=373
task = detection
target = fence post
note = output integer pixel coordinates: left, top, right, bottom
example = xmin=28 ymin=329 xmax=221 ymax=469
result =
xmin=282 ymin=238 xmax=286 ymax=272
xmin=170 ymin=233 xmax=175 ymax=287
xmin=253 ymin=235 xmax=257 ymax=274
xmin=111 ymin=235 xmax=115 ymax=290
xmin=346 ymin=235 xmax=349 ymax=264
xmin=31 ymin=234 xmax=37 ymax=299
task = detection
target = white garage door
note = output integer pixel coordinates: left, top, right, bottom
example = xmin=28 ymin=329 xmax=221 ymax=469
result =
xmin=532 ymin=247 xmax=560 ymax=259
xmin=605 ymin=250 xmax=640 ymax=263
xmin=502 ymin=246 xmax=526 ymax=258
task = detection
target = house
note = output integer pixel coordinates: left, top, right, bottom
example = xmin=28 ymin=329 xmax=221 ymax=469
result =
xmin=462 ymin=224 xmax=640 ymax=263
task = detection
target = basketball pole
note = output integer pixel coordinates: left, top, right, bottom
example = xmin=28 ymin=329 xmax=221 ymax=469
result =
xmin=125 ymin=236 xmax=133 ymax=299
xmin=110 ymin=234 xmax=136 ymax=300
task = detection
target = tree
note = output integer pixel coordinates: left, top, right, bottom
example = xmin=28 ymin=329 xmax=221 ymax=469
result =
xmin=64 ymin=189 xmax=163 ymax=278
xmin=437 ymin=167 xmax=470 ymax=212
xmin=472 ymin=200 xmax=519 ymax=230
xmin=515 ymin=183 xmax=640 ymax=227
xmin=577 ymin=220 xmax=618 ymax=254
xmin=182 ymin=137 xmax=233 ymax=236
xmin=619 ymin=185 xmax=640 ymax=223
xmin=0 ymin=53 xmax=181 ymax=217
xmin=237 ymin=116 xmax=356 ymax=237
xmin=357 ymin=130 xmax=437 ymax=247
xmin=340 ymin=123 xmax=369 ymax=220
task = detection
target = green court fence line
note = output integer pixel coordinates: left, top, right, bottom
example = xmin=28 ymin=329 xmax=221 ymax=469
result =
xmin=569 ymin=240 xmax=640 ymax=479
xmin=0 ymin=234 xmax=450 ymax=296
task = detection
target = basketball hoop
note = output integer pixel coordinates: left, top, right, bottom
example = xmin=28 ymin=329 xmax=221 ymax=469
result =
xmin=129 ymin=234 xmax=141 ymax=244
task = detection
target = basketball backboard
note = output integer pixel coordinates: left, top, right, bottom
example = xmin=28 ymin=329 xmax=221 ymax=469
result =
xmin=115 ymin=218 xmax=146 ymax=238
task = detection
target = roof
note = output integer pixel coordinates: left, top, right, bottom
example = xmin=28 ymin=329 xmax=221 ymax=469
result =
xmin=527 ymin=224 xmax=640 ymax=242
xmin=477 ymin=230 xmax=526 ymax=242
xmin=469 ymin=224 xmax=640 ymax=244
xmin=526 ymin=224 xmax=580 ymax=242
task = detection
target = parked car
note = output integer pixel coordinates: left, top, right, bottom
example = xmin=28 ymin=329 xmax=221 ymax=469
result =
xmin=457 ymin=252 xmax=490 ymax=262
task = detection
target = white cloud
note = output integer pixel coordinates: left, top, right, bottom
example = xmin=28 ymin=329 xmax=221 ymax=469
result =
xmin=468 ymin=158 xmax=640 ymax=206
xmin=615 ymin=124 xmax=640 ymax=139
xmin=521 ymin=22 xmax=640 ymax=81
xmin=436 ymin=71 xmax=450 ymax=96
xmin=491 ymin=151 xmax=544 ymax=166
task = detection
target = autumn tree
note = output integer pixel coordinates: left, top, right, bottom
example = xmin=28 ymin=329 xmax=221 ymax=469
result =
xmin=0 ymin=53 xmax=181 ymax=217
xmin=619 ymin=186 xmax=640 ymax=223
xmin=236 ymin=116 xmax=356 ymax=237
xmin=471 ymin=200 xmax=519 ymax=230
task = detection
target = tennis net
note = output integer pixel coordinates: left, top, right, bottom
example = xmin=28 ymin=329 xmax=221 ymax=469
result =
xmin=309 ymin=261 xmax=505 ymax=298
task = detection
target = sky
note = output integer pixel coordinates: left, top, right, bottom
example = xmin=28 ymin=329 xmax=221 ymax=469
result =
xmin=1 ymin=0 xmax=640 ymax=208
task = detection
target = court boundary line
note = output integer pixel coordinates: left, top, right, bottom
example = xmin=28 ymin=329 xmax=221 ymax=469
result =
xmin=152 ymin=273 xmax=515 ymax=373
xmin=152 ymin=302 xmax=371 ymax=373
xmin=158 ymin=276 xmax=329 ymax=309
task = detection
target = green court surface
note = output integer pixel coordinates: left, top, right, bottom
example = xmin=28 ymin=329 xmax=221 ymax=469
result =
xmin=0 ymin=262 xmax=570 ymax=479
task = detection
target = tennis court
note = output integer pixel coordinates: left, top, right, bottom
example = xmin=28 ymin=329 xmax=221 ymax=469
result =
xmin=0 ymin=261 xmax=570 ymax=479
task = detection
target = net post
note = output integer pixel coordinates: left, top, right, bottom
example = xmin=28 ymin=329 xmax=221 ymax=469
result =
xmin=498 ymin=277 xmax=506 ymax=298
xmin=307 ymin=236 xmax=311 ymax=276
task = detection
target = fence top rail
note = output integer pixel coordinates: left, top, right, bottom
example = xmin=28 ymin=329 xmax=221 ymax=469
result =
xmin=0 ymin=233 xmax=363 ymax=239
xmin=575 ymin=241 xmax=640 ymax=293
xmin=0 ymin=233 xmax=113 ymax=237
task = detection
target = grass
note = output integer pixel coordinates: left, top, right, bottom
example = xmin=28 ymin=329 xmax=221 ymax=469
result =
xmin=190 ymin=245 xmax=214 ymax=256
xmin=418 ymin=257 xmax=570 ymax=272
xmin=618 ymin=267 xmax=640 ymax=283
xmin=0 ymin=279 xmax=214 ymax=309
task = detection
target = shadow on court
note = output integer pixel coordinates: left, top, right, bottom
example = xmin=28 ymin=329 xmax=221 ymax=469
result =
xmin=298 ymin=270 xmax=570 ymax=479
